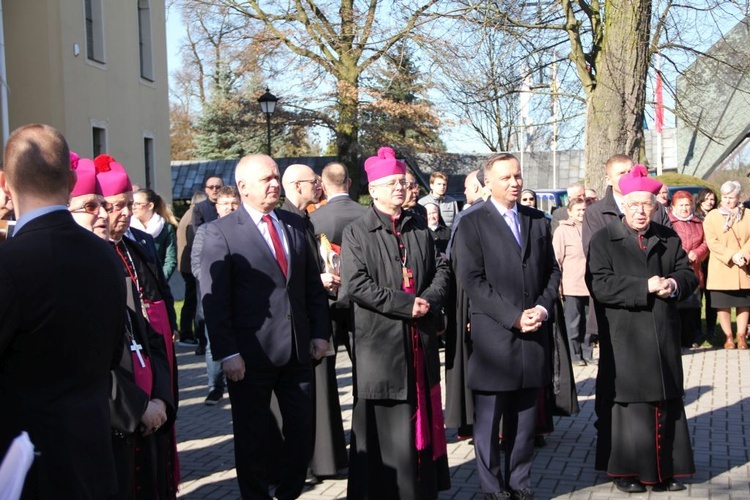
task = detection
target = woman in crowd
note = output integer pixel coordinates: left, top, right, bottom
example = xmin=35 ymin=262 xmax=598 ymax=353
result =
xmin=669 ymin=191 xmax=708 ymax=348
xmin=553 ymin=197 xmax=595 ymax=365
xmin=695 ymin=187 xmax=718 ymax=338
xmin=424 ymin=201 xmax=451 ymax=260
xmin=131 ymin=188 xmax=179 ymax=280
xmin=520 ymin=188 xmax=537 ymax=208
xmin=703 ymin=181 xmax=750 ymax=349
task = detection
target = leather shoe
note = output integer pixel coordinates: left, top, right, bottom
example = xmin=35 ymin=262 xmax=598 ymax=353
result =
xmin=583 ymin=357 xmax=598 ymax=365
xmin=575 ymin=359 xmax=587 ymax=367
xmin=613 ymin=477 xmax=646 ymax=493
xmin=512 ymin=488 xmax=536 ymax=500
xmin=484 ymin=492 xmax=511 ymax=499
xmin=652 ymin=478 xmax=686 ymax=492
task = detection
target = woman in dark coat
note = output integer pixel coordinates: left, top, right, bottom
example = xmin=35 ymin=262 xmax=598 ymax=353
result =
xmin=341 ymin=147 xmax=451 ymax=499
xmin=423 ymin=201 xmax=452 ymax=259
xmin=586 ymin=166 xmax=697 ymax=493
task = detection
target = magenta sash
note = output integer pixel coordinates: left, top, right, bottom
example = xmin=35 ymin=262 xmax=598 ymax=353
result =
xmin=131 ymin=349 xmax=153 ymax=397
xmin=404 ymin=269 xmax=448 ymax=461
xmin=143 ymin=299 xmax=181 ymax=487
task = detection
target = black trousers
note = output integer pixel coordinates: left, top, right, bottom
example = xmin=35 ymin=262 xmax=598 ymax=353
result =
xmin=473 ymin=388 xmax=539 ymax=493
xmin=227 ymin=361 xmax=313 ymax=500
xmin=179 ymin=272 xmax=197 ymax=339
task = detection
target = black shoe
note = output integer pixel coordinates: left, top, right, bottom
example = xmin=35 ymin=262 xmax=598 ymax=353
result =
xmin=180 ymin=338 xmax=198 ymax=345
xmin=534 ymin=435 xmax=547 ymax=447
xmin=613 ymin=477 xmax=646 ymax=493
xmin=204 ymin=389 xmax=223 ymax=406
xmin=652 ymin=478 xmax=686 ymax=492
xmin=583 ymin=357 xmax=598 ymax=365
xmin=575 ymin=359 xmax=587 ymax=367
xmin=484 ymin=492 xmax=512 ymax=499
xmin=512 ymin=488 xmax=536 ymax=500
xmin=195 ymin=345 xmax=206 ymax=355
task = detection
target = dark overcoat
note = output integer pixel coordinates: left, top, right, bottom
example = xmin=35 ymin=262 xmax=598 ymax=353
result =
xmin=586 ymin=220 xmax=698 ymax=403
xmin=340 ymin=205 xmax=450 ymax=400
xmin=452 ymin=202 xmax=561 ymax=392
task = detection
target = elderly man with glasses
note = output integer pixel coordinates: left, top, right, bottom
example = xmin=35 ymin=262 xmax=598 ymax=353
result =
xmin=586 ymin=165 xmax=696 ymax=493
xmin=341 ymin=146 xmax=451 ymax=499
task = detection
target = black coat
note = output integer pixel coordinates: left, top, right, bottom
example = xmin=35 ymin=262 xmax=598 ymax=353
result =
xmin=452 ymin=202 xmax=561 ymax=392
xmin=341 ymin=205 xmax=450 ymax=400
xmin=586 ymin=220 xmax=698 ymax=402
xmin=192 ymin=199 xmax=218 ymax=228
xmin=309 ymin=194 xmax=366 ymax=246
xmin=0 ymin=211 xmax=125 ymax=498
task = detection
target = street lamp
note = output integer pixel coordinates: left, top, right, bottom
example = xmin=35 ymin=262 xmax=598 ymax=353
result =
xmin=257 ymin=87 xmax=279 ymax=156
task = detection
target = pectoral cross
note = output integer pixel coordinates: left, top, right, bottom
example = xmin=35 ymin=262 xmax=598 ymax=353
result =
xmin=402 ymin=267 xmax=413 ymax=289
xmin=130 ymin=338 xmax=145 ymax=368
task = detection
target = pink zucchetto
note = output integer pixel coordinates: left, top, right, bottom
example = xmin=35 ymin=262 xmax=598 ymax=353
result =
xmin=94 ymin=154 xmax=132 ymax=197
xmin=365 ymin=146 xmax=407 ymax=183
xmin=618 ymin=164 xmax=663 ymax=195
xmin=70 ymin=152 xmax=98 ymax=197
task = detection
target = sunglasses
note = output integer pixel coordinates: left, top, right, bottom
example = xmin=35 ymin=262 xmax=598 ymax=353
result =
xmin=206 ymin=184 xmax=222 ymax=190
xmin=70 ymin=200 xmax=113 ymax=214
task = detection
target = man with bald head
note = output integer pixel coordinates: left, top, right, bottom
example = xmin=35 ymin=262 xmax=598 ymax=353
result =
xmin=309 ymin=162 xmax=366 ymax=359
xmin=551 ymin=183 xmax=585 ymax=233
xmin=200 ymin=154 xmax=330 ymax=499
xmin=0 ymin=124 xmax=125 ymax=498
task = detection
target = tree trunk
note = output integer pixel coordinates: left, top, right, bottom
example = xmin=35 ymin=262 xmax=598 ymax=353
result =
xmin=336 ymin=78 xmax=361 ymax=197
xmin=584 ymin=0 xmax=652 ymax=193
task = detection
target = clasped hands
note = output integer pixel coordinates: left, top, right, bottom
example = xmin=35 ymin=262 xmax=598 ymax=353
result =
xmin=647 ymin=275 xmax=675 ymax=298
xmin=732 ymin=252 xmax=747 ymax=267
xmin=513 ymin=307 xmax=545 ymax=333
xmin=412 ymin=297 xmax=430 ymax=318
xmin=140 ymin=398 xmax=167 ymax=436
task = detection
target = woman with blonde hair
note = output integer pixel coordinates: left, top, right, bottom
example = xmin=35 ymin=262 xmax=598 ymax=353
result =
xmin=703 ymin=181 xmax=750 ymax=349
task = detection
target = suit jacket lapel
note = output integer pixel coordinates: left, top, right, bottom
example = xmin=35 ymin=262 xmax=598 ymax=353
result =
xmin=275 ymin=210 xmax=294 ymax=283
xmin=484 ymin=202 xmax=521 ymax=256
xmin=238 ymin=206 xmax=288 ymax=281
xmin=519 ymin=209 xmax=531 ymax=259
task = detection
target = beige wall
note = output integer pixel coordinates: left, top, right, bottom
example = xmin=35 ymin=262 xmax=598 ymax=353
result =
xmin=3 ymin=0 xmax=171 ymax=199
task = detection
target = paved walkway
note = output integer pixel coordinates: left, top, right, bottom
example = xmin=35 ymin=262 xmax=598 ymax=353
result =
xmin=175 ymin=345 xmax=750 ymax=499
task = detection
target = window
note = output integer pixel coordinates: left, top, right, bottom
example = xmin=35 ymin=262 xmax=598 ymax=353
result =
xmin=144 ymin=137 xmax=154 ymax=188
xmin=138 ymin=0 xmax=154 ymax=81
xmin=84 ymin=0 xmax=105 ymax=63
xmin=92 ymin=127 xmax=106 ymax=157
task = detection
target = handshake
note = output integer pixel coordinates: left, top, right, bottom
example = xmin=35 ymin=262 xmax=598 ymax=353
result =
xmin=647 ymin=275 xmax=676 ymax=298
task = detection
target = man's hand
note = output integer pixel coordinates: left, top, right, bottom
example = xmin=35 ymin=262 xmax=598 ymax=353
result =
xmin=222 ymin=355 xmax=246 ymax=382
xmin=320 ymin=273 xmax=341 ymax=292
xmin=519 ymin=308 xmax=544 ymax=333
xmin=655 ymin=278 xmax=675 ymax=298
xmin=310 ymin=338 xmax=329 ymax=360
xmin=140 ymin=399 xmax=167 ymax=436
xmin=411 ymin=297 xmax=430 ymax=318
xmin=687 ymin=250 xmax=697 ymax=263
xmin=647 ymin=275 xmax=666 ymax=293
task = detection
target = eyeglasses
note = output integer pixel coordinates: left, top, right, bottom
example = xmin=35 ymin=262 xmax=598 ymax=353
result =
xmin=296 ymin=178 xmax=321 ymax=185
xmin=205 ymin=184 xmax=222 ymax=190
xmin=132 ymin=201 xmax=150 ymax=208
xmin=371 ymin=179 xmax=409 ymax=189
xmin=625 ymin=201 xmax=654 ymax=212
xmin=521 ymin=197 xmax=535 ymax=202
xmin=69 ymin=200 xmax=113 ymax=214
xmin=217 ymin=201 xmax=239 ymax=207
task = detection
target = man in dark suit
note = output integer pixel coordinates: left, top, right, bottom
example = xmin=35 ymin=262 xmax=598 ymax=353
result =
xmin=192 ymin=175 xmax=224 ymax=228
xmin=200 ymin=154 xmax=330 ymax=499
xmin=310 ymin=162 xmax=366 ymax=247
xmin=0 ymin=124 xmax=125 ymax=498
xmin=310 ymin=162 xmax=366 ymax=358
xmin=453 ymin=153 xmax=560 ymax=500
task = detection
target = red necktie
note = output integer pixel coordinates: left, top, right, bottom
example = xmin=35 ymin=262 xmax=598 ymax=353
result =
xmin=262 ymin=214 xmax=288 ymax=278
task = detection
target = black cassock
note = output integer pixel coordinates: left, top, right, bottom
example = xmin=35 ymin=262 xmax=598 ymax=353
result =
xmin=587 ymin=220 xmax=696 ymax=483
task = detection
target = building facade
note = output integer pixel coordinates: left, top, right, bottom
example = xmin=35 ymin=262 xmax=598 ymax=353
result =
xmin=1 ymin=0 xmax=170 ymax=196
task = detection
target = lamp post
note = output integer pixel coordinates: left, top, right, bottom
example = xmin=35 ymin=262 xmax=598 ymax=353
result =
xmin=257 ymin=87 xmax=278 ymax=156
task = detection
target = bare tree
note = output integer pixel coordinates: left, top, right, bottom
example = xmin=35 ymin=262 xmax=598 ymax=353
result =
xmin=185 ymin=0 xmax=443 ymax=190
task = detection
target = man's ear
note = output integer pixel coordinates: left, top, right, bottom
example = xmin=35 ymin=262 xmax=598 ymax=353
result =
xmin=0 ymin=171 xmax=10 ymax=199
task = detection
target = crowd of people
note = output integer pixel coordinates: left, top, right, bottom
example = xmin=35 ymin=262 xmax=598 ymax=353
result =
xmin=1 ymin=122 xmax=749 ymax=500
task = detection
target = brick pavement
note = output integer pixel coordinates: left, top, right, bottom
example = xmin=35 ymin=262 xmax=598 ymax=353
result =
xmin=175 ymin=346 xmax=750 ymax=499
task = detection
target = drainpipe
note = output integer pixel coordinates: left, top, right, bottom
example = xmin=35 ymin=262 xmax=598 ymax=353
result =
xmin=0 ymin=0 xmax=9 ymax=147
